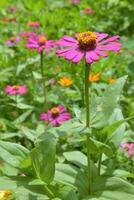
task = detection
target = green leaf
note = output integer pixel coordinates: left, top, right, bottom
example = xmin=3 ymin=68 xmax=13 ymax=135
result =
xmin=91 ymin=76 xmax=127 ymax=128
xmin=0 ymin=141 xmax=29 ymax=168
xmin=31 ymin=133 xmax=56 ymax=184
xmin=13 ymin=110 xmax=33 ymax=125
xmin=63 ymin=151 xmax=87 ymax=169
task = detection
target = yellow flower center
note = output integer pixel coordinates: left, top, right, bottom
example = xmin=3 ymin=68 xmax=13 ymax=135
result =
xmin=0 ymin=190 xmax=12 ymax=199
xmin=50 ymin=107 xmax=60 ymax=118
xmin=50 ymin=107 xmax=60 ymax=114
xmin=77 ymin=31 xmax=97 ymax=50
xmin=12 ymin=85 xmax=20 ymax=90
xmin=58 ymin=78 xmax=73 ymax=86
xmin=10 ymin=36 xmax=16 ymax=42
xmin=38 ymin=36 xmax=47 ymax=46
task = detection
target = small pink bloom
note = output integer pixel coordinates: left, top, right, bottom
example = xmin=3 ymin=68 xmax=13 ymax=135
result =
xmin=56 ymin=31 xmax=122 ymax=64
xmin=19 ymin=31 xmax=36 ymax=38
xmin=40 ymin=105 xmax=71 ymax=126
xmin=27 ymin=21 xmax=40 ymax=28
xmin=26 ymin=34 xmax=55 ymax=53
xmin=70 ymin=0 xmax=80 ymax=4
xmin=83 ymin=8 xmax=94 ymax=15
xmin=120 ymin=143 xmax=134 ymax=157
xmin=7 ymin=6 xmax=17 ymax=13
xmin=5 ymin=85 xmax=27 ymax=95
xmin=5 ymin=36 xmax=21 ymax=46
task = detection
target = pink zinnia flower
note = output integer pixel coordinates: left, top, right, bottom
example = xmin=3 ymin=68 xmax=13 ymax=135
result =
xmin=5 ymin=85 xmax=27 ymax=95
xmin=70 ymin=0 xmax=80 ymax=4
xmin=26 ymin=34 xmax=55 ymax=53
xmin=27 ymin=21 xmax=40 ymax=28
xmin=5 ymin=36 xmax=21 ymax=46
xmin=40 ymin=105 xmax=71 ymax=126
xmin=7 ymin=6 xmax=17 ymax=13
xmin=83 ymin=8 xmax=94 ymax=15
xmin=56 ymin=31 xmax=121 ymax=64
xmin=120 ymin=143 xmax=134 ymax=157
xmin=19 ymin=31 xmax=36 ymax=39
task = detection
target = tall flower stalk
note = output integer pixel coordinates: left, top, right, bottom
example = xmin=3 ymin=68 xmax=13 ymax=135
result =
xmin=56 ymin=30 xmax=122 ymax=195
xmin=85 ymin=62 xmax=92 ymax=194
xmin=40 ymin=52 xmax=47 ymax=110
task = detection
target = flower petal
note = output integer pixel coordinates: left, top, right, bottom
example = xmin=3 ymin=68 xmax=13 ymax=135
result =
xmin=72 ymin=51 xmax=84 ymax=63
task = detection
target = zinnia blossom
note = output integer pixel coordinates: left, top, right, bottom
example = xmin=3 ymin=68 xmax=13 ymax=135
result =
xmin=5 ymin=36 xmax=21 ymax=46
xmin=5 ymin=85 xmax=27 ymax=95
xmin=89 ymin=73 xmax=100 ymax=82
xmin=40 ymin=105 xmax=71 ymax=126
xmin=26 ymin=34 xmax=55 ymax=53
xmin=19 ymin=31 xmax=36 ymax=38
xmin=56 ymin=31 xmax=121 ymax=64
xmin=58 ymin=77 xmax=73 ymax=86
xmin=7 ymin=6 xmax=17 ymax=13
xmin=27 ymin=21 xmax=40 ymax=28
xmin=83 ymin=8 xmax=93 ymax=15
xmin=120 ymin=143 xmax=134 ymax=157
xmin=108 ymin=78 xmax=117 ymax=84
xmin=70 ymin=0 xmax=80 ymax=4
xmin=0 ymin=190 xmax=12 ymax=200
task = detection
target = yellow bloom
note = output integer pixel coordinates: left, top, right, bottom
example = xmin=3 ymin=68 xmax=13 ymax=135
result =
xmin=0 ymin=190 xmax=12 ymax=200
xmin=89 ymin=73 xmax=100 ymax=82
xmin=58 ymin=77 xmax=73 ymax=86
xmin=108 ymin=78 xmax=117 ymax=84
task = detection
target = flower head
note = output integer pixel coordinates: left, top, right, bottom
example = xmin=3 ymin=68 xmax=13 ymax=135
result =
xmin=108 ymin=78 xmax=117 ymax=84
xmin=7 ymin=5 xmax=17 ymax=13
xmin=89 ymin=73 xmax=100 ymax=82
xmin=70 ymin=0 xmax=80 ymax=4
xmin=83 ymin=8 xmax=94 ymax=15
xmin=5 ymin=36 xmax=21 ymax=46
xmin=26 ymin=34 xmax=55 ymax=53
xmin=5 ymin=85 xmax=27 ymax=95
xmin=0 ymin=190 xmax=12 ymax=200
xmin=40 ymin=105 xmax=71 ymax=126
xmin=27 ymin=21 xmax=40 ymax=28
xmin=120 ymin=143 xmax=134 ymax=157
xmin=56 ymin=31 xmax=121 ymax=64
xmin=19 ymin=31 xmax=36 ymax=39
xmin=58 ymin=77 xmax=73 ymax=86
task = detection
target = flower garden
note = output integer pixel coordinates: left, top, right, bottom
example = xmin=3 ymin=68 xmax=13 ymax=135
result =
xmin=0 ymin=0 xmax=134 ymax=199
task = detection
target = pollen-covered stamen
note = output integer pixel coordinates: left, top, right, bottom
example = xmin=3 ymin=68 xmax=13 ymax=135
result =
xmin=9 ymin=36 xmax=16 ymax=43
xmin=50 ymin=107 xmax=60 ymax=118
xmin=38 ymin=36 xmax=47 ymax=46
xmin=12 ymin=85 xmax=20 ymax=90
xmin=77 ymin=31 xmax=97 ymax=50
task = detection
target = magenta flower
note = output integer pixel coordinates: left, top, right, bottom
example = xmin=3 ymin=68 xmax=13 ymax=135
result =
xmin=70 ymin=0 xmax=80 ymax=4
xmin=5 ymin=36 xmax=21 ymax=46
xmin=120 ymin=143 xmax=134 ymax=157
xmin=26 ymin=34 xmax=55 ymax=53
xmin=27 ymin=21 xmax=40 ymax=28
xmin=40 ymin=105 xmax=71 ymax=126
xmin=56 ymin=31 xmax=121 ymax=64
xmin=83 ymin=8 xmax=94 ymax=15
xmin=19 ymin=31 xmax=36 ymax=39
xmin=7 ymin=6 xmax=17 ymax=13
xmin=5 ymin=85 xmax=27 ymax=95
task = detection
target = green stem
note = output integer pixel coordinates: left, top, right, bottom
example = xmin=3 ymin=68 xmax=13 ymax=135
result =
xmin=97 ymin=153 xmax=102 ymax=176
xmin=85 ymin=62 xmax=92 ymax=194
xmin=40 ymin=52 xmax=47 ymax=110
xmin=44 ymin=185 xmax=55 ymax=199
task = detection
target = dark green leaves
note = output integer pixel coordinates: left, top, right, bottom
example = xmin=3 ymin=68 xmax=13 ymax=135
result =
xmin=31 ymin=133 xmax=56 ymax=184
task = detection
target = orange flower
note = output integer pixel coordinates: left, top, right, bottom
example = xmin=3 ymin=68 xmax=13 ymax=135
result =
xmin=108 ymin=78 xmax=117 ymax=84
xmin=58 ymin=77 xmax=73 ymax=86
xmin=89 ymin=73 xmax=100 ymax=82
xmin=0 ymin=190 xmax=12 ymax=200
